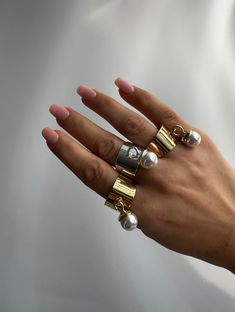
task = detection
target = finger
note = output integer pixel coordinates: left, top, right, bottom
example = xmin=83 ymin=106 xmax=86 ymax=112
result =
xmin=49 ymin=104 xmax=124 ymax=165
xmin=41 ymin=127 xmax=118 ymax=198
xmin=114 ymin=77 xmax=192 ymax=130
xmin=76 ymin=85 xmax=157 ymax=147
xmin=41 ymin=127 xmax=145 ymax=228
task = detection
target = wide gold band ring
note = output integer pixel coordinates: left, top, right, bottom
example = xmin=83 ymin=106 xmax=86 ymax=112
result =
xmin=147 ymin=124 xmax=202 ymax=158
xmin=105 ymin=173 xmax=138 ymax=231
xmin=147 ymin=125 xmax=176 ymax=158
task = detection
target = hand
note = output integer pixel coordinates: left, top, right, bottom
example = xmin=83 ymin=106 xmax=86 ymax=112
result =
xmin=42 ymin=78 xmax=235 ymax=273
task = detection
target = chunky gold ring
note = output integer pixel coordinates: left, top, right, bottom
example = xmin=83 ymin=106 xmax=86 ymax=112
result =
xmin=147 ymin=124 xmax=201 ymax=158
xmin=105 ymin=173 xmax=138 ymax=231
xmin=147 ymin=125 xmax=176 ymax=158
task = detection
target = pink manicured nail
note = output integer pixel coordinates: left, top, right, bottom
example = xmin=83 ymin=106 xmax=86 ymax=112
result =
xmin=114 ymin=77 xmax=135 ymax=94
xmin=77 ymin=85 xmax=96 ymax=100
xmin=41 ymin=127 xmax=59 ymax=144
xmin=49 ymin=103 xmax=70 ymax=120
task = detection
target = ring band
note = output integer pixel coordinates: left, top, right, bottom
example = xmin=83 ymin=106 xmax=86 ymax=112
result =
xmin=116 ymin=143 xmax=143 ymax=178
xmin=116 ymin=142 xmax=158 ymax=178
xmin=147 ymin=124 xmax=201 ymax=157
xmin=147 ymin=125 xmax=176 ymax=158
xmin=105 ymin=173 xmax=138 ymax=231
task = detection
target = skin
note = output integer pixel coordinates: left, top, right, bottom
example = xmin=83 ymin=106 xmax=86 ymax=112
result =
xmin=42 ymin=79 xmax=235 ymax=274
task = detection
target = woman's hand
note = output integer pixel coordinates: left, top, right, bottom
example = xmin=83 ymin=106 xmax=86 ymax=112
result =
xmin=42 ymin=78 xmax=235 ymax=273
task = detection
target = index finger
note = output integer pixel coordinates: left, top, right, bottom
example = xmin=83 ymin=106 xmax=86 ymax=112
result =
xmin=115 ymin=78 xmax=192 ymax=130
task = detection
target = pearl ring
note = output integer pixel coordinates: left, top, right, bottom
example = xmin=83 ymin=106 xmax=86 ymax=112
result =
xmin=105 ymin=123 xmax=202 ymax=231
xmin=115 ymin=142 xmax=158 ymax=179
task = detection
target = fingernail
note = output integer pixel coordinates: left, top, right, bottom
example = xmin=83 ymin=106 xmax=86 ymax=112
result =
xmin=41 ymin=127 xmax=59 ymax=144
xmin=49 ymin=104 xmax=70 ymax=120
xmin=114 ymin=77 xmax=135 ymax=94
xmin=77 ymin=85 xmax=96 ymax=100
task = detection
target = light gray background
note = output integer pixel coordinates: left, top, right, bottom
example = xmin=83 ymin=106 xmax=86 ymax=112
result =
xmin=0 ymin=0 xmax=235 ymax=311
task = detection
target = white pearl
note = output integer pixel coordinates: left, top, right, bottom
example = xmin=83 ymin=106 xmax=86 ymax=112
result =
xmin=183 ymin=130 xmax=201 ymax=147
xmin=118 ymin=212 xmax=138 ymax=231
xmin=140 ymin=150 xmax=158 ymax=169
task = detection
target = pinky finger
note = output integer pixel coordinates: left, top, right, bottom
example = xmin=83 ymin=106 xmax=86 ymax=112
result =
xmin=41 ymin=127 xmax=118 ymax=198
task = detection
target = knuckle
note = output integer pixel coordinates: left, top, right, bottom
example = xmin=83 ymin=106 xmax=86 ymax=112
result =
xmin=96 ymin=136 xmax=117 ymax=163
xmin=81 ymin=160 xmax=104 ymax=186
xmin=138 ymin=89 xmax=153 ymax=107
xmin=123 ymin=114 xmax=146 ymax=139
xmin=162 ymin=108 xmax=178 ymax=124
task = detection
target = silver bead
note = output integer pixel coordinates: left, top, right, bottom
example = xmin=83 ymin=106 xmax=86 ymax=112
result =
xmin=182 ymin=130 xmax=201 ymax=147
xmin=118 ymin=211 xmax=138 ymax=231
xmin=140 ymin=150 xmax=158 ymax=169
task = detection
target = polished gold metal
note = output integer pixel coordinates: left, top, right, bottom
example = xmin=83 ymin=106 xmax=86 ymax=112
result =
xmin=147 ymin=141 xmax=163 ymax=158
xmin=170 ymin=125 xmax=186 ymax=140
xmin=147 ymin=125 xmax=176 ymax=157
xmin=105 ymin=173 xmax=136 ymax=212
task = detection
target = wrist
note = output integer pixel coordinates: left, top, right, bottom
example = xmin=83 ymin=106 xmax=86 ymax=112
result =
xmin=222 ymin=170 xmax=235 ymax=272
xmin=212 ymin=196 xmax=235 ymax=271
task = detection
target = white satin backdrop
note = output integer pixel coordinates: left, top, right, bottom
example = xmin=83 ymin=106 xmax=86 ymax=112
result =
xmin=0 ymin=0 xmax=235 ymax=311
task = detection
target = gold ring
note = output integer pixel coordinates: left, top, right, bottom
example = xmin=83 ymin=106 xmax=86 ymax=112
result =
xmin=105 ymin=173 xmax=138 ymax=231
xmin=147 ymin=125 xmax=176 ymax=158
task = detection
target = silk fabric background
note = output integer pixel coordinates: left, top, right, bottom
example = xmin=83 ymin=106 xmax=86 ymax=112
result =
xmin=0 ymin=0 xmax=235 ymax=311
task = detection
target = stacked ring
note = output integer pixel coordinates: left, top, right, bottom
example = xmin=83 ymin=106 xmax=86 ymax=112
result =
xmin=105 ymin=122 xmax=201 ymax=232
